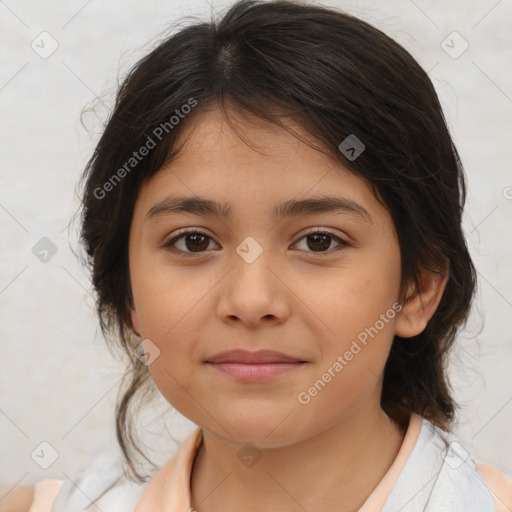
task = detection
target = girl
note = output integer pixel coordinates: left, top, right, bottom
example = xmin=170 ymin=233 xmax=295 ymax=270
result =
xmin=26 ymin=0 xmax=512 ymax=510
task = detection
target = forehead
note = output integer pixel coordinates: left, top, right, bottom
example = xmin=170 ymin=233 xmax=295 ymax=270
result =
xmin=149 ymin=108 xmax=357 ymax=191
xmin=133 ymin=107 xmax=393 ymax=233
xmin=169 ymin=107 xmax=334 ymax=173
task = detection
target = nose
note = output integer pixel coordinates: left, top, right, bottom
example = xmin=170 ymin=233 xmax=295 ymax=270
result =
xmin=216 ymin=241 xmax=290 ymax=328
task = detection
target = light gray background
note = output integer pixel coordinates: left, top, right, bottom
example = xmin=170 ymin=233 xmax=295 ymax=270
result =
xmin=1 ymin=0 xmax=511 ymax=489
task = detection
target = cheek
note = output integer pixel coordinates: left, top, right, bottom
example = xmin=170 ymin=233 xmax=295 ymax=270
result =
xmin=297 ymin=249 xmax=401 ymax=350
xmin=130 ymin=261 xmax=215 ymax=400
xmin=294 ymin=245 xmax=400 ymax=401
xmin=131 ymin=252 xmax=212 ymax=338
xmin=295 ymin=304 xmax=398 ymax=427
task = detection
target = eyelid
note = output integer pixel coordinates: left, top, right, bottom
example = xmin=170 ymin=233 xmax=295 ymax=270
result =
xmin=295 ymin=226 xmax=347 ymax=240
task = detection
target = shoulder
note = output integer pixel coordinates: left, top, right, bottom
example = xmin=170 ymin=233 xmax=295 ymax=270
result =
xmin=23 ymin=429 xmax=201 ymax=512
xmin=475 ymin=460 xmax=512 ymax=512
xmin=24 ymin=471 xmax=149 ymax=512
xmin=421 ymin=419 xmax=512 ymax=511
xmin=51 ymin=456 xmax=150 ymax=512
xmin=26 ymin=451 xmax=152 ymax=512
xmin=383 ymin=415 xmax=511 ymax=511
xmin=0 ymin=484 xmax=35 ymax=512
xmin=0 ymin=481 xmax=64 ymax=512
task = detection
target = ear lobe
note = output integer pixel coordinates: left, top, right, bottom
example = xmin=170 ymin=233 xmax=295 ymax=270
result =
xmin=395 ymin=265 xmax=449 ymax=338
xmin=130 ymin=308 xmax=141 ymax=337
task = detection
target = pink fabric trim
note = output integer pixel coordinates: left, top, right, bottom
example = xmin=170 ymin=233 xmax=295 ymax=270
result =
xmin=135 ymin=427 xmax=203 ymax=511
xmin=27 ymin=479 xmax=64 ymax=512
xmin=357 ymin=413 xmax=422 ymax=511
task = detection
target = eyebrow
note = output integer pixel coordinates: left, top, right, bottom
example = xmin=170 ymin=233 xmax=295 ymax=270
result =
xmin=145 ymin=195 xmax=373 ymax=223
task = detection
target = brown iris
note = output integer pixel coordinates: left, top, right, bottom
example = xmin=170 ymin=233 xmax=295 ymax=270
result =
xmin=306 ymin=233 xmax=331 ymax=252
xmin=184 ymin=233 xmax=210 ymax=252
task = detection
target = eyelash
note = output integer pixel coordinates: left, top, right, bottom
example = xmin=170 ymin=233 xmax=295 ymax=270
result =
xmin=161 ymin=228 xmax=350 ymax=257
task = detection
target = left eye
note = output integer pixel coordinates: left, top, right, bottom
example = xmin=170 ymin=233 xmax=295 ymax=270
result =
xmin=162 ymin=229 xmax=348 ymax=255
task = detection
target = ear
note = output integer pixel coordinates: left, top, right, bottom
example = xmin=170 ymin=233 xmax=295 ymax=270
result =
xmin=130 ymin=307 xmax=142 ymax=338
xmin=395 ymin=264 xmax=449 ymax=338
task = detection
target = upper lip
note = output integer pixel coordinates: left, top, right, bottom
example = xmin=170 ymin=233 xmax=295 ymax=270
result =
xmin=205 ymin=349 xmax=305 ymax=364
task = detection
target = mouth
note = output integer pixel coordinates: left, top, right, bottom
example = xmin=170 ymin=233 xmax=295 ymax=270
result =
xmin=204 ymin=349 xmax=308 ymax=381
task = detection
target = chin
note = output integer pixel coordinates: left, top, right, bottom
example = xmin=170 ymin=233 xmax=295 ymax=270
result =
xmin=200 ymin=408 xmax=305 ymax=448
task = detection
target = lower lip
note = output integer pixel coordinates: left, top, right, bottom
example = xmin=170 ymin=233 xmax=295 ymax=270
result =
xmin=206 ymin=362 xmax=306 ymax=381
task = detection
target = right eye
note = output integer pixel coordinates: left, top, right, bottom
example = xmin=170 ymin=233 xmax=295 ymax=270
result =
xmin=162 ymin=229 xmax=220 ymax=256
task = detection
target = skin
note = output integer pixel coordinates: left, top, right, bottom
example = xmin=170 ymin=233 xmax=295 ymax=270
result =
xmin=0 ymin=486 xmax=34 ymax=512
xmin=129 ymin=107 xmax=447 ymax=512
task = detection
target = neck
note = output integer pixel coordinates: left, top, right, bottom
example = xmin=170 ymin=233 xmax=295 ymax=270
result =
xmin=190 ymin=403 xmax=407 ymax=512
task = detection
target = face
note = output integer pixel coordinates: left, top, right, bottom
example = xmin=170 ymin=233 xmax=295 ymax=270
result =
xmin=129 ymin=107 xmax=405 ymax=448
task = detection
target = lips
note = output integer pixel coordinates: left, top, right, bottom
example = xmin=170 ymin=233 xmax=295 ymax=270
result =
xmin=204 ymin=350 xmax=308 ymax=381
xmin=205 ymin=349 xmax=306 ymax=364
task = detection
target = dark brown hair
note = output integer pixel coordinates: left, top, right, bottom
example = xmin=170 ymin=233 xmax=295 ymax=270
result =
xmin=78 ymin=0 xmax=476 ymax=481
